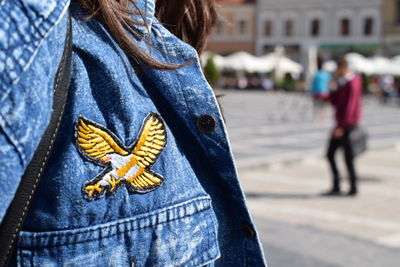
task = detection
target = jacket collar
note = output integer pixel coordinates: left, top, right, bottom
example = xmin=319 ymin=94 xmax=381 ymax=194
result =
xmin=133 ymin=0 xmax=156 ymax=36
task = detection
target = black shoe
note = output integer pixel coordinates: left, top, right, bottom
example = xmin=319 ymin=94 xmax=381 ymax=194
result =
xmin=321 ymin=189 xmax=341 ymax=196
xmin=347 ymin=188 xmax=358 ymax=196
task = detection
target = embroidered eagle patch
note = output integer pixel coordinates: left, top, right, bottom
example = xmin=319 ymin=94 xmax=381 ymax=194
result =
xmin=75 ymin=113 xmax=167 ymax=200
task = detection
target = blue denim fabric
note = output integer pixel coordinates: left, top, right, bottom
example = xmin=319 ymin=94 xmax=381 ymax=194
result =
xmin=0 ymin=0 xmax=69 ymax=224
xmin=0 ymin=0 xmax=267 ymax=266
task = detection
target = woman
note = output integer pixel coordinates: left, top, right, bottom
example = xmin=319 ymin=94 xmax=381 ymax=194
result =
xmin=325 ymin=59 xmax=362 ymax=196
xmin=0 ymin=0 xmax=266 ymax=266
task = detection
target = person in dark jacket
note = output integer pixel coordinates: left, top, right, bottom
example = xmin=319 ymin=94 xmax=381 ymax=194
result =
xmin=325 ymin=59 xmax=362 ymax=196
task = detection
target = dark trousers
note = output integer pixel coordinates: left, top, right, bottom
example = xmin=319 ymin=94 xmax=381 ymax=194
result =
xmin=326 ymin=127 xmax=358 ymax=191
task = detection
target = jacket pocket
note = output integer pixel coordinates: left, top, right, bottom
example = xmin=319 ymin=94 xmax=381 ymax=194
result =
xmin=17 ymin=196 xmax=220 ymax=267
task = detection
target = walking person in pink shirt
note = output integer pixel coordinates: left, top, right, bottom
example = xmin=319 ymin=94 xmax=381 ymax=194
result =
xmin=325 ymin=59 xmax=363 ymax=196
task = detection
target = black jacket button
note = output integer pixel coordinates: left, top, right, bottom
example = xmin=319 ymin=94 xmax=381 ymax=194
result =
xmin=197 ymin=114 xmax=216 ymax=134
xmin=241 ymin=222 xmax=256 ymax=238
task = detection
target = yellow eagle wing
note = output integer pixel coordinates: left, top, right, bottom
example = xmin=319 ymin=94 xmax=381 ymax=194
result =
xmin=76 ymin=117 xmax=129 ymax=163
xmin=132 ymin=113 xmax=167 ymax=168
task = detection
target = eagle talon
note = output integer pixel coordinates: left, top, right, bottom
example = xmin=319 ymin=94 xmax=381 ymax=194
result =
xmin=85 ymin=182 xmax=104 ymax=197
xmin=106 ymin=176 xmax=120 ymax=191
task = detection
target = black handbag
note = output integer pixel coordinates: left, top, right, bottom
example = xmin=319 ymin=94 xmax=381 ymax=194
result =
xmin=0 ymin=13 xmax=72 ymax=267
xmin=350 ymin=126 xmax=368 ymax=157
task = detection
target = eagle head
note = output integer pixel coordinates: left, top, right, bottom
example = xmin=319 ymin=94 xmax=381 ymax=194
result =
xmin=101 ymin=155 xmax=111 ymax=163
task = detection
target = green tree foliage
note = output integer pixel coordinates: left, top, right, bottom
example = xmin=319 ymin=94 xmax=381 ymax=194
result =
xmin=361 ymin=73 xmax=371 ymax=94
xmin=281 ymin=73 xmax=296 ymax=91
xmin=204 ymin=54 xmax=220 ymax=87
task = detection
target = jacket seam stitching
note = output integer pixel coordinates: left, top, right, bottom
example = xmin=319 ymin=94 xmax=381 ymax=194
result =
xmin=19 ymin=197 xmax=212 ymax=248
xmin=0 ymin=1 xmax=69 ymax=100
xmin=21 ymin=196 xmax=211 ymax=238
xmin=0 ymin=112 xmax=27 ymax=164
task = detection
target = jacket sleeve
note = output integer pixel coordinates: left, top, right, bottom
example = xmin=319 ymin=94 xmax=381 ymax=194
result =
xmin=0 ymin=2 xmax=69 ymax=223
xmin=328 ymin=89 xmax=338 ymax=106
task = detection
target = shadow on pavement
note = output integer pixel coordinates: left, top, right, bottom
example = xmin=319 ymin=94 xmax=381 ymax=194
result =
xmin=358 ymin=176 xmax=382 ymax=183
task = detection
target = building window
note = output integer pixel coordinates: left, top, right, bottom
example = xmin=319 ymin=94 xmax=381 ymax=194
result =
xmin=311 ymin=19 xmax=321 ymax=37
xmin=264 ymin=20 xmax=273 ymax=36
xmin=340 ymin=18 xmax=350 ymax=36
xmin=285 ymin=19 xmax=294 ymax=37
xmin=364 ymin=18 xmax=374 ymax=36
xmin=363 ymin=17 xmax=374 ymax=36
xmin=237 ymin=18 xmax=248 ymax=35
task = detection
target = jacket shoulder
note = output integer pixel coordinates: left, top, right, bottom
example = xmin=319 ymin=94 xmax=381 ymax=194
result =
xmin=0 ymin=0 xmax=69 ymax=91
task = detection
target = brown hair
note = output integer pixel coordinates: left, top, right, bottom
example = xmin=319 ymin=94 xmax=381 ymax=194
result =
xmin=77 ymin=0 xmax=217 ymax=69
xmin=336 ymin=58 xmax=349 ymax=69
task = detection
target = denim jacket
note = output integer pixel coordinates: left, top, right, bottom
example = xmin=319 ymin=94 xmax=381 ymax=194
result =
xmin=0 ymin=0 xmax=266 ymax=266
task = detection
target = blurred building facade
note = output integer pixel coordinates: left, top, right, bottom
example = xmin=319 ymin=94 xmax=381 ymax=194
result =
xmin=256 ymin=0 xmax=382 ymax=63
xmin=206 ymin=0 xmax=256 ymax=55
xmin=383 ymin=0 xmax=400 ymax=55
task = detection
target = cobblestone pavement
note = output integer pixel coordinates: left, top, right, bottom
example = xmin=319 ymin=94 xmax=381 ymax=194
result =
xmin=218 ymin=90 xmax=400 ymax=267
